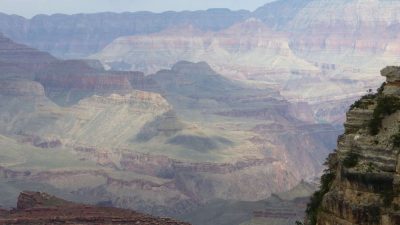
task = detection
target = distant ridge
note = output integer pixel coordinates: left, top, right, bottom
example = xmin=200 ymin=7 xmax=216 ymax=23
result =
xmin=253 ymin=0 xmax=312 ymax=28
xmin=0 ymin=9 xmax=250 ymax=58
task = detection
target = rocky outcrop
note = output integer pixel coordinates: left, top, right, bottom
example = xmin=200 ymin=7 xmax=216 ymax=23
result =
xmin=308 ymin=66 xmax=400 ymax=225
xmin=380 ymin=66 xmax=400 ymax=83
xmin=0 ymin=191 xmax=190 ymax=225
xmin=17 ymin=191 xmax=70 ymax=210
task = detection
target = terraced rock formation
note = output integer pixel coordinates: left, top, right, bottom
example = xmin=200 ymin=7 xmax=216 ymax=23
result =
xmin=92 ymin=19 xmax=315 ymax=80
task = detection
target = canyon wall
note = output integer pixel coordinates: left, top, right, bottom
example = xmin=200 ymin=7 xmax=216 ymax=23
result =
xmin=307 ymin=67 xmax=400 ymax=225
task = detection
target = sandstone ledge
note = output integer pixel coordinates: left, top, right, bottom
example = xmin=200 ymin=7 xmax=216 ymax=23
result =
xmin=0 ymin=191 xmax=190 ymax=225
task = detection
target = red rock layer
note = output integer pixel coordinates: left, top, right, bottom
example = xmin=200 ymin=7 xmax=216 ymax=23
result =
xmin=0 ymin=191 xmax=190 ymax=225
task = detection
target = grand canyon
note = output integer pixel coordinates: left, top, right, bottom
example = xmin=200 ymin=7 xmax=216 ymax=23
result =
xmin=1 ymin=0 xmax=400 ymax=225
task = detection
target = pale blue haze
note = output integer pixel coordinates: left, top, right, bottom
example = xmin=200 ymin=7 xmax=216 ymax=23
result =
xmin=0 ymin=0 xmax=275 ymax=18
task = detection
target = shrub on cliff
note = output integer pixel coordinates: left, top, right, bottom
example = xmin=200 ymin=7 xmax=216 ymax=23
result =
xmin=349 ymin=93 xmax=376 ymax=110
xmin=342 ymin=151 xmax=359 ymax=168
xmin=369 ymin=96 xmax=400 ymax=135
xmin=377 ymin=82 xmax=386 ymax=95
xmin=349 ymin=83 xmax=386 ymax=110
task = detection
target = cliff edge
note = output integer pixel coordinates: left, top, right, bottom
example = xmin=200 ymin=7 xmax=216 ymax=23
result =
xmin=305 ymin=66 xmax=400 ymax=225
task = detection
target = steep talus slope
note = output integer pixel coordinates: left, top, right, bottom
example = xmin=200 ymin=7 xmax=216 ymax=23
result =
xmin=306 ymin=66 xmax=400 ymax=225
xmin=0 ymin=191 xmax=190 ymax=225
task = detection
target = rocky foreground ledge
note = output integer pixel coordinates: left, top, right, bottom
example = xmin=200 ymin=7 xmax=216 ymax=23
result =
xmin=0 ymin=191 xmax=190 ymax=225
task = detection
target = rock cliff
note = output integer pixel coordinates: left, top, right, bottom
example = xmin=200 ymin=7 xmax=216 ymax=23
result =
xmin=306 ymin=66 xmax=400 ymax=225
xmin=0 ymin=191 xmax=190 ymax=225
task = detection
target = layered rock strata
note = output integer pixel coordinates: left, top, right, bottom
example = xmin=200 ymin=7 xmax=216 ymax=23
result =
xmin=0 ymin=191 xmax=190 ymax=225
xmin=310 ymin=66 xmax=400 ymax=225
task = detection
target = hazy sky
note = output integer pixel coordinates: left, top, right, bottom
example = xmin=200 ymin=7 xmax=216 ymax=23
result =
xmin=0 ymin=0 xmax=275 ymax=18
